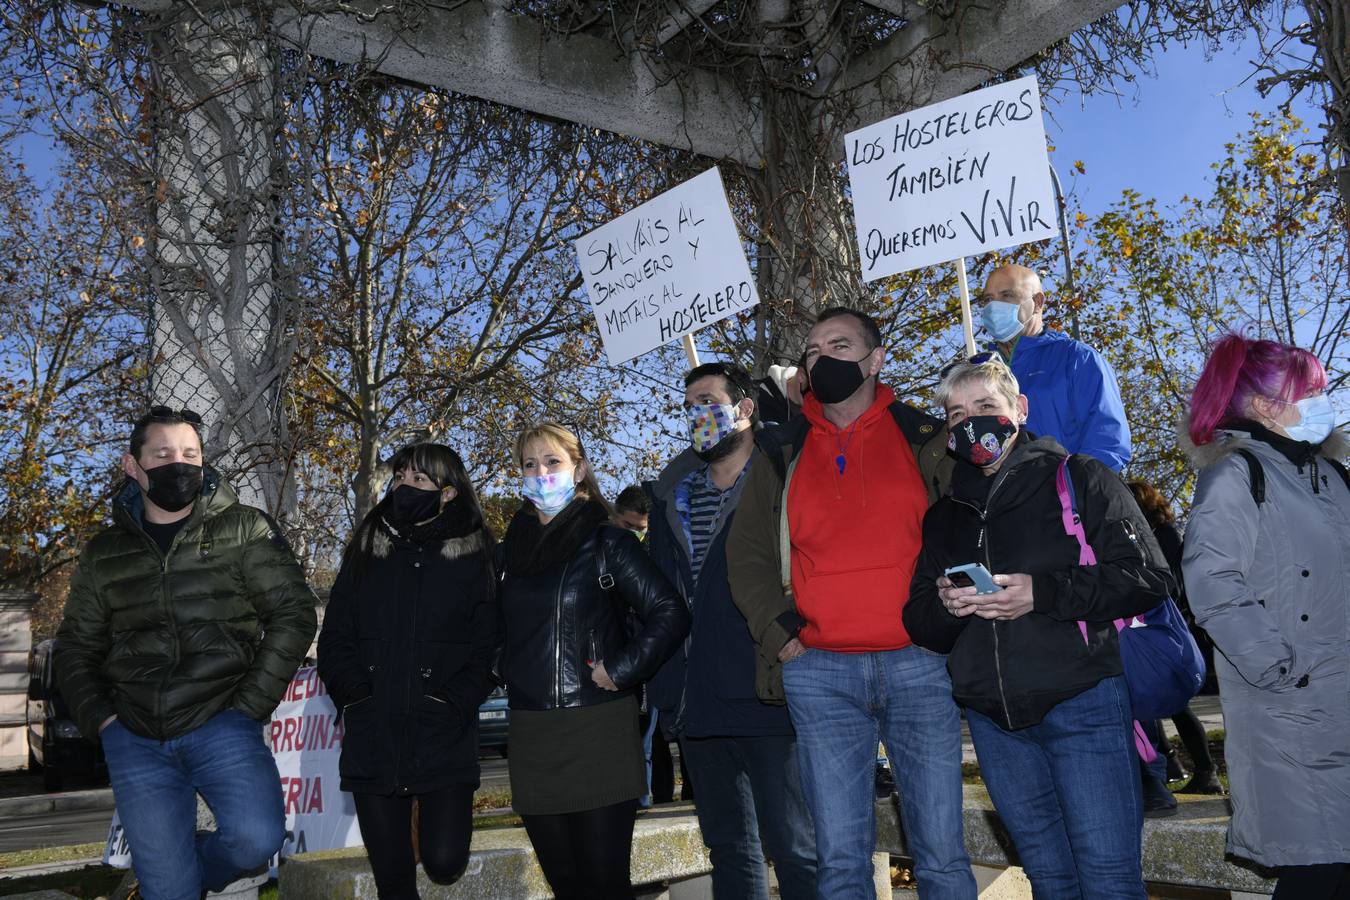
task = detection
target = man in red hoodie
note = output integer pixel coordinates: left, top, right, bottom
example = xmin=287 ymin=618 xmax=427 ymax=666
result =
xmin=728 ymin=308 xmax=973 ymax=899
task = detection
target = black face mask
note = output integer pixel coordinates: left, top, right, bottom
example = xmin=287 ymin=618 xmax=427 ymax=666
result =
xmin=693 ymin=425 xmax=749 ymax=464
xmin=808 ymin=354 xmax=869 ymax=405
xmin=139 ymin=462 xmax=203 ymax=512
xmin=386 ymin=484 xmax=443 ymax=527
xmin=947 ymin=415 xmax=1018 ymax=468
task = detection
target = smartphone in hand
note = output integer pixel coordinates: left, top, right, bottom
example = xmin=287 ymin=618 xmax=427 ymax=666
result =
xmin=944 ymin=563 xmax=1002 ymax=595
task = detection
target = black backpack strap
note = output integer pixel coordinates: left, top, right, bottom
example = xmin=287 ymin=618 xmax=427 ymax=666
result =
xmin=1234 ymin=448 xmax=1265 ymax=507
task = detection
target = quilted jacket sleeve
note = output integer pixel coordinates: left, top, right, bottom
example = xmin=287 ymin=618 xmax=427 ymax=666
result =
xmin=233 ymin=513 xmax=318 ymax=720
xmin=55 ymin=545 xmax=118 ymax=739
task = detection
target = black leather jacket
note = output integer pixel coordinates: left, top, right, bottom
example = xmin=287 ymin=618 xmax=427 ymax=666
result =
xmin=500 ymin=524 xmax=690 ymax=711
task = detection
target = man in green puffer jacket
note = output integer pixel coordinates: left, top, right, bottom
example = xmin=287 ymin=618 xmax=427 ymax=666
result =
xmin=56 ymin=407 xmax=316 ymax=900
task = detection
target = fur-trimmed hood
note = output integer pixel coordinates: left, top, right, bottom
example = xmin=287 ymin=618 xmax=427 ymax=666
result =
xmin=1178 ymin=413 xmax=1350 ymax=469
xmin=371 ymin=524 xmax=490 ymax=561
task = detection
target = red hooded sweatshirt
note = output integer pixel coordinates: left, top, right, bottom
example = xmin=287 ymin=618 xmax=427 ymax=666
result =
xmin=787 ymin=383 xmax=929 ymax=651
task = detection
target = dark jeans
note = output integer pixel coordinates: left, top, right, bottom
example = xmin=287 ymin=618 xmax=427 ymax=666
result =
xmin=680 ymin=734 xmax=817 ymax=900
xmin=352 ymin=783 xmax=475 ymax=899
xmin=100 ymin=709 xmax=284 ymax=900
xmin=1273 ymin=863 xmax=1350 ymax=899
xmin=966 ymin=675 xmax=1145 ymax=899
xmin=521 ymin=799 xmax=639 ymax=900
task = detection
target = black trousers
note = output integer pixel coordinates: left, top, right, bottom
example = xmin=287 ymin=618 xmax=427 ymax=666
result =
xmin=521 ymin=799 xmax=639 ymax=900
xmin=1273 ymin=863 xmax=1350 ymax=900
xmin=352 ymin=783 xmax=476 ymax=899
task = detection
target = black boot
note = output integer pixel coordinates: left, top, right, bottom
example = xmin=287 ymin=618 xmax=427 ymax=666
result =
xmin=1177 ymin=769 xmax=1224 ymax=794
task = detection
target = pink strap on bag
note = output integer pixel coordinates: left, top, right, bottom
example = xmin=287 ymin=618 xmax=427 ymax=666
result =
xmin=1056 ymin=458 xmax=1158 ymax=764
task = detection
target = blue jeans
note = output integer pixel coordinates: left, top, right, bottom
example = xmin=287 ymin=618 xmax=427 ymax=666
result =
xmin=965 ymin=675 xmax=1145 ymax=900
xmin=680 ymin=734 xmax=817 ymax=900
xmin=782 ymin=646 xmax=975 ymax=899
xmin=101 ymin=709 xmax=285 ymax=900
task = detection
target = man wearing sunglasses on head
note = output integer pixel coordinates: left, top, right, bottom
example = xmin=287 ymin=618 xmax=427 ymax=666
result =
xmin=56 ymin=406 xmax=317 ymax=900
xmin=979 ymin=264 xmax=1131 ymax=473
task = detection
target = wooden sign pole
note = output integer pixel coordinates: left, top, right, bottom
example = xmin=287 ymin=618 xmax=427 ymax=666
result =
xmin=956 ymin=257 xmax=977 ymax=356
xmin=681 ymin=334 xmax=701 ymax=368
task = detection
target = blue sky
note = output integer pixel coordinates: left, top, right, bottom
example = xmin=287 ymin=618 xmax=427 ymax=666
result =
xmin=1045 ymin=29 xmax=1319 ymax=218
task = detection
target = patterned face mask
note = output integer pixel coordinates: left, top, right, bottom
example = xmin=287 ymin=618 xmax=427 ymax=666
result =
xmin=947 ymin=415 xmax=1018 ymax=468
xmin=522 ymin=472 xmax=577 ymax=516
xmin=686 ymin=403 xmax=740 ymax=453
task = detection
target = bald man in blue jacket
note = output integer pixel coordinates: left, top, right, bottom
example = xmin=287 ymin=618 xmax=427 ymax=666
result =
xmin=978 ymin=264 xmax=1132 ymax=472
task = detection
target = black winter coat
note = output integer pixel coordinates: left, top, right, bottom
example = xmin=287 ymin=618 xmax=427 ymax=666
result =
xmin=499 ymin=501 xmax=690 ymax=712
xmin=317 ymin=526 xmax=501 ymax=795
xmin=904 ymin=436 xmax=1173 ymax=730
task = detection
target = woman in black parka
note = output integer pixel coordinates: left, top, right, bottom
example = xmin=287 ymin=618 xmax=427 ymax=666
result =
xmin=500 ymin=422 xmax=690 ymax=900
xmin=318 ymin=443 xmax=501 ymax=900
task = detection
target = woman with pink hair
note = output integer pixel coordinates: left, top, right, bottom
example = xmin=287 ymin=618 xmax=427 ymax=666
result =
xmin=1181 ymin=333 xmax=1349 ymax=898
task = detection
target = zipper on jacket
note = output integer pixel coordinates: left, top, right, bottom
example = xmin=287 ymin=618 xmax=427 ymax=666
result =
xmin=155 ymin=524 xmax=192 ymax=742
xmin=398 ymin=545 xmax=425 ymax=793
xmin=951 ymin=476 xmax=1016 ymax=729
xmin=554 ymin=558 xmax=571 ymax=707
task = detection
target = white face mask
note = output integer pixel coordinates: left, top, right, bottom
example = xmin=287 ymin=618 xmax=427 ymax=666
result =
xmin=1285 ymin=394 xmax=1335 ymax=444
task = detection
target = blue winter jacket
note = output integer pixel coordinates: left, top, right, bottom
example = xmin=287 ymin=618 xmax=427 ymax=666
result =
xmin=999 ymin=328 xmax=1132 ymax=472
xmin=643 ymin=449 xmax=794 ymax=739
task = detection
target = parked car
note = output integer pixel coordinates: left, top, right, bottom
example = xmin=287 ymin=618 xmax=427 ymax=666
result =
xmin=27 ymin=639 xmax=105 ymax=792
xmin=477 ymin=685 xmax=509 ymax=757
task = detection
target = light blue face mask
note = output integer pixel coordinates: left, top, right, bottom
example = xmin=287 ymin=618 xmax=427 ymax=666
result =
xmin=980 ymin=301 xmax=1026 ymax=342
xmin=1285 ymin=393 xmax=1336 ymax=444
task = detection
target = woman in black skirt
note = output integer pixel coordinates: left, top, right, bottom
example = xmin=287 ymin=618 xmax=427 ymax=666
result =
xmin=499 ymin=422 xmax=689 ymax=900
xmin=318 ymin=443 xmax=501 ymax=899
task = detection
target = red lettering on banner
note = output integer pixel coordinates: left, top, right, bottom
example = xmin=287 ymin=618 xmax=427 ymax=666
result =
xmin=282 ymin=717 xmax=298 ymax=750
xmin=282 ymin=667 xmax=328 ymax=702
xmin=280 ymin=776 xmax=325 ymax=814
xmin=268 ymin=714 xmax=346 ymax=753
xmin=283 ymin=777 xmax=302 ymax=813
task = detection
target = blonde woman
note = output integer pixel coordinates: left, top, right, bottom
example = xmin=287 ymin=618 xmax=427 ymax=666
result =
xmin=498 ymin=423 xmax=689 ymax=899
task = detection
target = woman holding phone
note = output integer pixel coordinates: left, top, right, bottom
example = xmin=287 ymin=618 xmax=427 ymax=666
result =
xmin=904 ymin=356 xmax=1172 ymax=899
xmin=498 ymin=422 xmax=689 ymax=900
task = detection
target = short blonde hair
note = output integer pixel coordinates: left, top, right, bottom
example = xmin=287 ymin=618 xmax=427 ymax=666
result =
xmin=514 ymin=421 xmax=609 ymax=508
xmin=936 ymin=356 xmax=1021 ymax=412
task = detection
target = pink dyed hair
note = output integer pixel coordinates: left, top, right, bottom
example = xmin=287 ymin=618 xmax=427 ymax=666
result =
xmin=1188 ymin=333 xmax=1328 ymax=446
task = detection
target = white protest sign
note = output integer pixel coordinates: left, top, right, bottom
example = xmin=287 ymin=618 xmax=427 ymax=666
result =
xmin=845 ymin=75 xmax=1058 ymax=281
xmin=103 ymin=667 xmax=362 ymax=872
xmin=265 ymin=666 xmax=362 ymax=861
xmin=576 ymin=167 xmax=759 ymax=365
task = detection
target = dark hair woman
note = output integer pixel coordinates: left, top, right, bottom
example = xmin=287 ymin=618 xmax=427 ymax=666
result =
xmin=317 ymin=443 xmax=501 ymax=899
xmin=1182 ymin=334 xmax=1350 ymax=898
xmin=499 ymin=422 xmax=690 ymax=900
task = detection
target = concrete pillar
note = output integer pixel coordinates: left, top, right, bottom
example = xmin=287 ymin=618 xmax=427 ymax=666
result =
xmin=0 ymin=590 xmax=39 ymax=770
xmin=147 ymin=5 xmax=290 ymax=513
